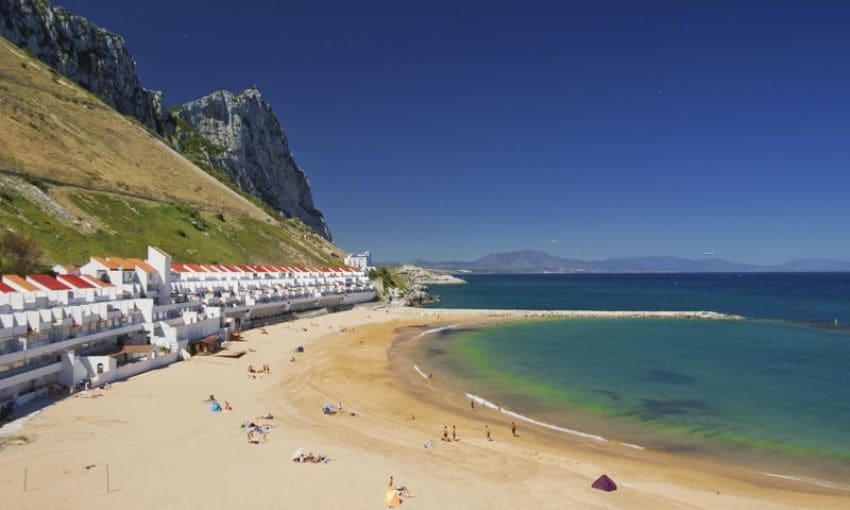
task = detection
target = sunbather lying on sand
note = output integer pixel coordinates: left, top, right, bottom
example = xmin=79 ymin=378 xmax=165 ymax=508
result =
xmin=294 ymin=452 xmax=328 ymax=463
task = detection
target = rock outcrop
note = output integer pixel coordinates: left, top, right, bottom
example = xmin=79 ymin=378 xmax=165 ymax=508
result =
xmin=173 ymin=89 xmax=331 ymax=240
xmin=0 ymin=0 xmax=164 ymax=131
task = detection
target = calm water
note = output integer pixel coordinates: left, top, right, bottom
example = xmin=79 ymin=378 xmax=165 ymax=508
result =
xmin=430 ymin=273 xmax=850 ymax=326
xmin=420 ymin=274 xmax=850 ymax=481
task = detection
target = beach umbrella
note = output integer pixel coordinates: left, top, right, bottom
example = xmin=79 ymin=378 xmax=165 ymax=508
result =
xmin=297 ymin=346 xmax=305 ymax=352
xmin=323 ymin=403 xmax=335 ymax=413
xmin=291 ymin=448 xmax=303 ymax=461
xmin=591 ymin=474 xmax=617 ymax=492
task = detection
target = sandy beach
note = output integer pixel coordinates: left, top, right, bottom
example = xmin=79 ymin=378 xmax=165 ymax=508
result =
xmin=1 ymin=304 xmax=848 ymax=509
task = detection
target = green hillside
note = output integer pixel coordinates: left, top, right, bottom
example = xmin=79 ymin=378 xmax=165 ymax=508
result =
xmin=0 ymin=36 xmax=343 ymax=266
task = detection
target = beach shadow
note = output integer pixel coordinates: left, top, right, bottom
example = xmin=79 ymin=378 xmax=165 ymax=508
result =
xmin=635 ymin=397 xmax=713 ymax=421
xmin=593 ymin=389 xmax=621 ymax=403
xmin=645 ymin=368 xmax=697 ymax=386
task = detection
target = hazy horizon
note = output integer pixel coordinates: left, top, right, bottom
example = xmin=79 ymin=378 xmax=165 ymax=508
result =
xmin=377 ymin=248 xmax=850 ymax=267
xmin=59 ymin=0 xmax=850 ymax=264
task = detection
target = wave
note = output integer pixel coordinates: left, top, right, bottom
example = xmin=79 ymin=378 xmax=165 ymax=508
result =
xmin=413 ymin=364 xmax=428 ymax=380
xmin=465 ymin=391 xmax=608 ymax=443
xmin=761 ymin=472 xmax=850 ymax=492
xmin=620 ymin=442 xmax=645 ymax=450
xmin=416 ymin=323 xmax=461 ymax=340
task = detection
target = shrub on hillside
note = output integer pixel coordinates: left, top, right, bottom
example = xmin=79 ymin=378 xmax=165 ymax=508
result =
xmin=0 ymin=231 xmax=46 ymax=275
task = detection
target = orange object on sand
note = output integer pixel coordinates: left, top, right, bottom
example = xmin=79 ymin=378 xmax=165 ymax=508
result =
xmin=383 ymin=487 xmax=402 ymax=506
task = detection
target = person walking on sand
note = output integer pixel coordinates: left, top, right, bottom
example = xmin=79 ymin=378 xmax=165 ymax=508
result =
xmin=511 ymin=421 xmax=518 ymax=437
xmin=452 ymin=425 xmax=457 ymax=441
xmin=442 ymin=425 xmax=450 ymax=442
xmin=470 ymin=399 xmax=475 ymax=410
xmin=485 ymin=424 xmax=492 ymax=441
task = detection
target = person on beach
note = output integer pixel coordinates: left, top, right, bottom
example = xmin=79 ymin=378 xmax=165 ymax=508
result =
xmin=485 ymin=425 xmax=492 ymax=441
xmin=224 ymin=401 xmax=232 ymax=411
xmin=470 ymin=399 xmax=475 ymax=410
xmin=511 ymin=421 xmax=517 ymax=437
xmin=452 ymin=425 xmax=457 ymax=441
xmin=442 ymin=426 xmax=450 ymax=442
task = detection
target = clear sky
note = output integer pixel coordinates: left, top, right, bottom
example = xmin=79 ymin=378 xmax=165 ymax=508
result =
xmin=60 ymin=0 xmax=850 ymax=264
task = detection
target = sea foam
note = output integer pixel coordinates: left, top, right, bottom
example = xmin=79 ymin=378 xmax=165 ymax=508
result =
xmin=465 ymin=392 xmax=608 ymax=443
xmin=416 ymin=324 xmax=461 ymax=340
xmin=413 ymin=364 xmax=428 ymax=380
xmin=761 ymin=472 xmax=850 ymax=491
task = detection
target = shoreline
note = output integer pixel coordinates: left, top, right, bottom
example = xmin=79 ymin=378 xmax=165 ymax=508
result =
xmin=397 ymin=319 xmax=850 ymax=494
xmin=1 ymin=305 xmax=847 ymax=509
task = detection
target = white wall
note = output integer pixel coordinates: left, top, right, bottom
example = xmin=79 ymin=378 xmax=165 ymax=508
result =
xmin=90 ymin=351 xmax=179 ymax=388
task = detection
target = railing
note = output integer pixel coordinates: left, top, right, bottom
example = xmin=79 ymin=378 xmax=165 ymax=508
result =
xmin=0 ymin=314 xmax=144 ymax=358
xmin=0 ymin=357 xmax=59 ymax=381
xmin=0 ymin=343 xmax=22 ymax=355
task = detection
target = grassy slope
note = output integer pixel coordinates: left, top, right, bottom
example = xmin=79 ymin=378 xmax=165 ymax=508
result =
xmin=0 ymin=36 xmax=343 ymax=265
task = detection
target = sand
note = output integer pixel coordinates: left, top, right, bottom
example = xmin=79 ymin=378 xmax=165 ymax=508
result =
xmin=1 ymin=304 xmax=848 ymax=509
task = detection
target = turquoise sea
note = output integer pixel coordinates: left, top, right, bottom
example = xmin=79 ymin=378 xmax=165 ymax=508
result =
xmin=421 ymin=274 xmax=850 ymax=484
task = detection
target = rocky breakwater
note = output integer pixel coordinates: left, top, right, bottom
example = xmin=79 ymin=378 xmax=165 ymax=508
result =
xmin=394 ymin=265 xmax=467 ymax=286
xmin=173 ymin=88 xmax=331 ymax=240
xmin=0 ymin=0 xmax=164 ymax=131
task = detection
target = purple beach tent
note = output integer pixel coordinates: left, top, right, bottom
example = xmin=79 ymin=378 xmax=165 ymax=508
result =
xmin=591 ymin=474 xmax=617 ymax=492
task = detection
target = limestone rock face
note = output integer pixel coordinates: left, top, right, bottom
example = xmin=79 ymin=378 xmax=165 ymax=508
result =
xmin=0 ymin=0 xmax=164 ymax=131
xmin=175 ymin=88 xmax=331 ymax=240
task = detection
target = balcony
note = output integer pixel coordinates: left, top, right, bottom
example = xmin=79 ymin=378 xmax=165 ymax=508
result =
xmin=0 ymin=360 xmax=62 ymax=392
xmin=0 ymin=318 xmax=146 ymax=366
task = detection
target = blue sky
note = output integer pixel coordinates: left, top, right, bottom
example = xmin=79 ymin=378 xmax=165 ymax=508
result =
xmin=60 ymin=1 xmax=850 ymax=264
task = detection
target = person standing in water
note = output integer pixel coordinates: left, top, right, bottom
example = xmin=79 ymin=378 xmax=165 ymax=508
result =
xmin=511 ymin=421 xmax=518 ymax=437
xmin=470 ymin=399 xmax=475 ymax=410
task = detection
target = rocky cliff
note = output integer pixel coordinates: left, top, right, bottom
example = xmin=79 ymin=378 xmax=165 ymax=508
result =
xmin=173 ymin=89 xmax=331 ymax=240
xmin=0 ymin=0 xmax=164 ymax=131
xmin=0 ymin=0 xmax=332 ymax=240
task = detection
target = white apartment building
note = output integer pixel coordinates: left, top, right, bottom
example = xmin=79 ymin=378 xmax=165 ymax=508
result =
xmin=0 ymin=246 xmax=375 ymax=411
xmin=344 ymin=251 xmax=373 ymax=272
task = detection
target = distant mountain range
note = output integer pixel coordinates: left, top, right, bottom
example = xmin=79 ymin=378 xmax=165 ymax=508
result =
xmin=403 ymin=250 xmax=850 ymax=273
